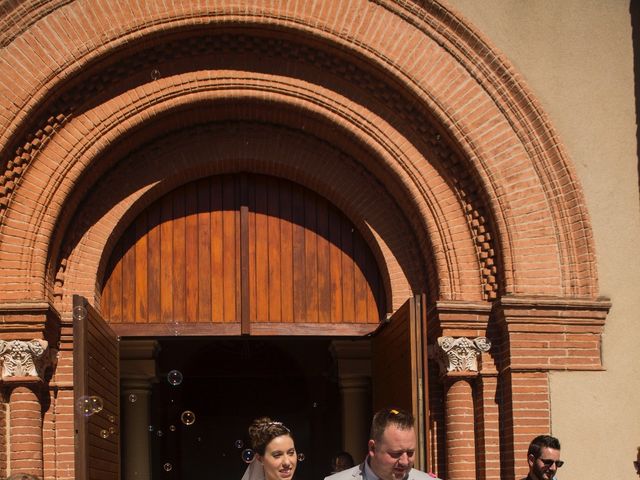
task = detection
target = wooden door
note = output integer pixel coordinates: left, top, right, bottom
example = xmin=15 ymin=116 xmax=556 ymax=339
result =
xmin=371 ymin=294 xmax=428 ymax=469
xmin=73 ymin=295 xmax=120 ymax=480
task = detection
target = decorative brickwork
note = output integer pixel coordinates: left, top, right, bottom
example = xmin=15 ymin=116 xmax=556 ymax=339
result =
xmin=0 ymin=1 xmax=611 ymax=480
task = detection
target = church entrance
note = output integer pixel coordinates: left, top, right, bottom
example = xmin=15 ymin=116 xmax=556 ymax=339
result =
xmin=144 ymin=336 xmax=344 ymax=480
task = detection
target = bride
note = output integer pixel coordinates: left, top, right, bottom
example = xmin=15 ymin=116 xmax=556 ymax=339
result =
xmin=241 ymin=417 xmax=298 ymax=480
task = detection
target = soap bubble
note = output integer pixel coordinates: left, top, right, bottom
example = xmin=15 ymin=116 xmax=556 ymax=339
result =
xmin=297 ymin=453 xmax=305 ymax=462
xmin=242 ymin=449 xmax=255 ymax=463
xmin=234 ymin=439 xmax=244 ymax=449
xmin=157 ymin=430 xmax=164 ymax=437
xmin=169 ymin=425 xmax=176 ymax=432
xmin=89 ymin=396 xmax=103 ymax=414
xmin=151 ymin=69 xmax=161 ymax=81
xmin=129 ymin=393 xmax=137 ymax=403
xmin=163 ymin=463 xmax=172 ymax=472
xmin=167 ymin=370 xmax=183 ymax=386
xmin=109 ymin=426 xmax=117 ymax=435
xmin=181 ymin=410 xmax=196 ymax=426
xmin=100 ymin=429 xmax=109 ymax=439
xmin=108 ymin=414 xmax=115 ymax=423
xmin=73 ymin=305 xmax=87 ymax=320
xmin=76 ymin=395 xmax=103 ymax=416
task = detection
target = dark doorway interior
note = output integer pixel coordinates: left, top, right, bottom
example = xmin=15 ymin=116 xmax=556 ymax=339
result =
xmin=147 ymin=337 xmax=343 ymax=480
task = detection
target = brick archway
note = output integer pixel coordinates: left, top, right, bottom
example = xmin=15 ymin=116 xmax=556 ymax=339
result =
xmin=0 ymin=2 xmax=610 ymax=480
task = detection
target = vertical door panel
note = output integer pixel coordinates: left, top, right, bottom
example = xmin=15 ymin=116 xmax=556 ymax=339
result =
xmin=74 ymin=295 xmax=120 ymax=480
xmin=372 ymin=295 xmax=428 ymax=469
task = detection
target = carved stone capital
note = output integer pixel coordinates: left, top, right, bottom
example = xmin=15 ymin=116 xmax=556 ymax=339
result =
xmin=431 ymin=336 xmax=491 ymax=374
xmin=0 ymin=339 xmax=49 ymax=380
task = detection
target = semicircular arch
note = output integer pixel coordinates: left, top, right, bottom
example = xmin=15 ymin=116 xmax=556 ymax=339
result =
xmin=0 ymin=0 xmax=599 ymax=315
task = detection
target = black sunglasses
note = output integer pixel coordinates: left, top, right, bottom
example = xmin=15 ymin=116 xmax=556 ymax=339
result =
xmin=539 ymin=458 xmax=564 ymax=468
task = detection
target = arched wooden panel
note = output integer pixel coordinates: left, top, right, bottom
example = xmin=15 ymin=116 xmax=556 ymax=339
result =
xmin=101 ymin=174 xmax=385 ymax=331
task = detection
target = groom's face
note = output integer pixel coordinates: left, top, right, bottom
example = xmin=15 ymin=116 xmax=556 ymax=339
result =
xmin=368 ymin=425 xmax=416 ymax=480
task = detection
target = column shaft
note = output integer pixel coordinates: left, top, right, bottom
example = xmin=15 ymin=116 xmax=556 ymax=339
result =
xmin=9 ymin=385 xmax=43 ymax=477
xmin=339 ymin=376 xmax=371 ymax=463
xmin=445 ymin=378 xmax=476 ymax=480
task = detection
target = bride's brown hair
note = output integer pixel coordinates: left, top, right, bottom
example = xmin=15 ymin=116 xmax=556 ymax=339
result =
xmin=248 ymin=417 xmax=293 ymax=455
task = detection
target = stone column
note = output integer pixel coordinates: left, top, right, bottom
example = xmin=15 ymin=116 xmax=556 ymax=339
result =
xmin=433 ymin=336 xmax=491 ymax=480
xmin=120 ymin=340 xmax=159 ymax=480
xmin=330 ymin=340 xmax=372 ymax=464
xmin=0 ymin=339 xmax=51 ymax=478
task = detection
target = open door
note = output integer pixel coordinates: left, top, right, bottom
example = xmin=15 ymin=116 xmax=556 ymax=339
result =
xmin=73 ymin=295 xmax=120 ymax=480
xmin=371 ymin=294 xmax=429 ymax=470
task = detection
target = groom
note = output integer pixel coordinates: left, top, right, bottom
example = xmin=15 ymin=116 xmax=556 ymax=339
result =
xmin=325 ymin=408 xmax=437 ymax=480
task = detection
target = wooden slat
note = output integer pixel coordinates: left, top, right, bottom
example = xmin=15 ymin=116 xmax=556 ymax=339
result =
xmin=121 ymin=227 xmax=135 ymax=322
xmin=107 ymin=241 xmax=122 ymax=323
xmin=329 ymin=207 xmax=343 ymax=322
xmin=147 ymin=203 xmax=161 ymax=323
xmin=211 ymin=176 xmax=224 ymax=321
xmin=279 ymin=182 xmax=294 ymax=323
xmin=341 ymin=216 xmax=355 ymax=322
xmin=197 ymin=179 xmax=211 ymax=322
xmin=172 ymin=187 xmax=186 ymax=322
xmin=267 ymin=176 xmax=281 ymax=322
xmin=160 ymin=193 xmax=173 ymax=322
xmin=222 ymin=176 xmax=237 ymax=322
xmin=304 ymin=188 xmax=319 ymax=322
xmin=316 ymin=197 xmax=331 ymax=323
xmin=248 ymin=182 xmax=257 ymax=324
xmin=134 ymin=214 xmax=148 ymax=322
xmin=291 ymin=184 xmax=306 ymax=320
xmin=354 ymin=233 xmax=368 ymax=323
xmin=240 ymin=175 xmax=250 ymax=334
xmin=185 ymin=182 xmax=199 ymax=322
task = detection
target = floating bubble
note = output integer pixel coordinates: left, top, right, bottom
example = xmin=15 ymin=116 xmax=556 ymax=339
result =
xmin=151 ymin=69 xmax=161 ymax=81
xmin=163 ymin=463 xmax=172 ymax=472
xmin=297 ymin=453 xmax=305 ymax=462
xmin=181 ymin=410 xmax=196 ymax=426
xmin=312 ymin=402 xmax=318 ymax=408
xmin=241 ymin=449 xmax=255 ymax=463
xmin=234 ymin=439 xmax=244 ymax=449
xmin=108 ymin=414 xmax=115 ymax=423
xmin=109 ymin=426 xmax=117 ymax=435
xmin=89 ymin=396 xmax=104 ymax=414
xmin=148 ymin=425 xmax=155 ymax=432
xmin=129 ymin=393 xmax=138 ymax=403
xmin=76 ymin=396 xmax=93 ymax=416
xmin=73 ymin=305 xmax=87 ymax=320
xmin=157 ymin=430 xmax=164 ymax=437
xmin=76 ymin=395 xmax=103 ymax=416
xmin=167 ymin=370 xmax=183 ymax=386
xmin=100 ymin=429 xmax=109 ymax=439
xmin=169 ymin=425 xmax=176 ymax=432
xmin=197 ymin=436 xmax=202 ymax=442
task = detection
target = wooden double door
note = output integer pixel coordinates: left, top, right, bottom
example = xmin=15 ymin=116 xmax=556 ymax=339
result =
xmin=73 ymin=294 xmax=429 ymax=479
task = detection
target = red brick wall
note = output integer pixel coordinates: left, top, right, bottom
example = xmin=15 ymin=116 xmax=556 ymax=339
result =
xmin=0 ymin=1 xmax=610 ymax=479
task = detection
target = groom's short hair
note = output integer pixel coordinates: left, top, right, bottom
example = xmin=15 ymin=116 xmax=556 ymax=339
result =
xmin=370 ymin=408 xmax=415 ymax=441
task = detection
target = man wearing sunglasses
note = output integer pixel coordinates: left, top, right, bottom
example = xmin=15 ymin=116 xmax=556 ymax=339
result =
xmin=525 ymin=435 xmax=564 ymax=480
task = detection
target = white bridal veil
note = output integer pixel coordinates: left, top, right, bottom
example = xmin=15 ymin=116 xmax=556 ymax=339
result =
xmin=241 ymin=459 xmax=265 ymax=480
